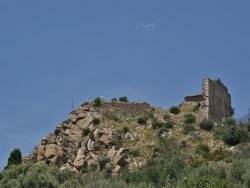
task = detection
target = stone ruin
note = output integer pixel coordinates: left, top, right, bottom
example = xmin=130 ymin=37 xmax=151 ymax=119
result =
xmin=181 ymin=78 xmax=232 ymax=123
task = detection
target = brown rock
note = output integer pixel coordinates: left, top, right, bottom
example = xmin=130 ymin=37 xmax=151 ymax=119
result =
xmin=113 ymin=155 xmax=126 ymax=166
xmin=70 ymin=114 xmax=78 ymax=123
xmin=45 ymin=134 xmax=57 ymax=144
xmin=87 ymin=139 xmax=95 ymax=151
xmin=41 ymin=138 xmax=47 ymax=145
xmin=77 ymin=116 xmax=93 ymax=129
xmin=44 ymin=144 xmax=63 ymax=165
xmin=89 ymin=152 xmax=98 ymax=160
xmin=124 ymin=132 xmax=135 ymax=140
xmin=99 ymin=134 xmax=109 ymax=142
xmin=37 ymin=145 xmax=45 ymax=161
xmin=99 ymin=134 xmax=110 ymax=146
xmin=112 ymin=165 xmax=121 ymax=173
xmin=73 ymin=148 xmax=86 ymax=169
xmin=107 ymin=146 xmax=116 ymax=158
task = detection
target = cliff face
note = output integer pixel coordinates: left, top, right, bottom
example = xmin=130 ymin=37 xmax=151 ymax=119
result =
xmin=23 ymin=101 xmax=152 ymax=175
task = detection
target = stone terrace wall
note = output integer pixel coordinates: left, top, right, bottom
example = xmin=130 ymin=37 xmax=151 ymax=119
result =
xmin=204 ymin=78 xmax=231 ymax=123
xmin=95 ymin=101 xmax=152 ymax=119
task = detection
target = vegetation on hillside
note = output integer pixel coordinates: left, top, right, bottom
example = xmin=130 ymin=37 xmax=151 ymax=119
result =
xmin=3 ymin=100 xmax=250 ymax=188
xmin=4 ymin=148 xmax=22 ymax=170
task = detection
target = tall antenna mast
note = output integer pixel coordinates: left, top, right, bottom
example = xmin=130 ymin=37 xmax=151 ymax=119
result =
xmin=72 ymin=99 xmax=74 ymax=111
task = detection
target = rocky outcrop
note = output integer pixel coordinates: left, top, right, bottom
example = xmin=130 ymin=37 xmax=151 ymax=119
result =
xmin=23 ymin=101 xmax=148 ymax=173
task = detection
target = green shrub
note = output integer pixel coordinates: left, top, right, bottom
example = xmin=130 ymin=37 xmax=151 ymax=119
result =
xmin=213 ymin=126 xmax=225 ymax=140
xmin=82 ymin=128 xmax=90 ymax=136
xmin=99 ymin=157 xmax=110 ymax=170
xmin=106 ymin=114 xmax=120 ymax=122
xmin=58 ymin=153 xmax=68 ymax=165
xmin=157 ymin=127 xmax=169 ymax=136
xmin=0 ymin=163 xmax=82 ymax=188
xmin=89 ymin=131 xmax=95 ymax=141
xmin=199 ymin=120 xmax=214 ymax=131
xmin=111 ymin=98 xmax=117 ymax=101
xmin=93 ymin=117 xmax=101 ymax=125
xmin=224 ymin=117 xmax=237 ymax=125
xmin=110 ymin=139 xmax=123 ymax=150
xmin=128 ymin=149 xmax=140 ymax=157
xmin=169 ymin=106 xmax=181 ymax=114
xmin=247 ymin=122 xmax=250 ymax=132
xmin=119 ymin=96 xmax=128 ymax=102
xmin=61 ymin=138 xmax=69 ymax=148
xmin=195 ymin=143 xmax=210 ymax=155
xmin=164 ymin=120 xmax=174 ymax=128
xmin=122 ymin=126 xmax=130 ymax=133
xmin=230 ymin=159 xmax=247 ymax=184
xmin=184 ymin=114 xmax=196 ymax=124
xmin=192 ymin=105 xmax=199 ymax=112
xmin=179 ymin=140 xmax=187 ymax=148
xmin=54 ymin=128 xmax=60 ymax=136
xmin=222 ymin=127 xmax=248 ymax=146
xmin=182 ymin=124 xmax=196 ymax=135
xmin=137 ymin=117 xmax=147 ymax=125
xmin=93 ymin=97 xmax=101 ymax=107
xmin=163 ymin=114 xmax=171 ymax=120
xmin=121 ymin=152 xmax=185 ymax=187
xmin=144 ymin=112 xmax=154 ymax=119
xmin=152 ymin=118 xmax=163 ymax=129
xmin=203 ymin=148 xmax=232 ymax=161
xmin=182 ymin=176 xmax=217 ymax=188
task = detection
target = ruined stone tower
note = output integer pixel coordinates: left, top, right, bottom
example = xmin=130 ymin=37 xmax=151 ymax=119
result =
xmin=182 ymin=78 xmax=232 ymax=123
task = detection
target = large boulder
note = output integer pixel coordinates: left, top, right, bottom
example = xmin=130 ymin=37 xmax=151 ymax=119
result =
xmin=37 ymin=145 xmax=45 ymax=161
xmin=113 ymin=155 xmax=126 ymax=166
xmin=44 ymin=144 xmax=63 ymax=165
xmin=73 ymin=148 xmax=86 ymax=169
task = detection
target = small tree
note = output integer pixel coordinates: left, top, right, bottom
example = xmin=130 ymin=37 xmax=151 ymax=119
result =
xmin=222 ymin=127 xmax=248 ymax=146
xmin=5 ymin=148 xmax=22 ymax=169
xmin=93 ymin=97 xmax=101 ymax=107
xmin=169 ymin=106 xmax=180 ymax=114
xmin=82 ymin=128 xmax=90 ymax=136
xmin=199 ymin=120 xmax=214 ymax=131
xmin=137 ymin=117 xmax=147 ymax=125
xmin=195 ymin=143 xmax=210 ymax=155
xmin=111 ymin=98 xmax=117 ymax=102
xmin=119 ymin=96 xmax=129 ymax=102
xmin=163 ymin=114 xmax=171 ymax=121
xmin=93 ymin=117 xmax=101 ymax=125
xmin=224 ymin=117 xmax=236 ymax=126
xmin=184 ymin=114 xmax=196 ymax=124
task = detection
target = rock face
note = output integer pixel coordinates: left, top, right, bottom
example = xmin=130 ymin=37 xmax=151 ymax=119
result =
xmin=182 ymin=78 xmax=232 ymax=123
xmin=23 ymin=100 xmax=150 ymax=173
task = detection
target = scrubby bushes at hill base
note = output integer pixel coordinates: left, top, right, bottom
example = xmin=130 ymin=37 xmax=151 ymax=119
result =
xmin=4 ymin=141 xmax=250 ymax=187
xmin=0 ymin=163 xmax=154 ymax=188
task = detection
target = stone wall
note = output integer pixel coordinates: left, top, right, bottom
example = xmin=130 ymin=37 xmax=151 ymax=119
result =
xmin=184 ymin=95 xmax=205 ymax=102
xmin=182 ymin=78 xmax=232 ymax=123
xmin=204 ymin=78 xmax=231 ymax=123
xmin=95 ymin=101 xmax=152 ymax=119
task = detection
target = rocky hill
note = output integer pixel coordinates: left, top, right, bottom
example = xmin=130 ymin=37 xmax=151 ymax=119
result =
xmin=23 ymin=96 xmax=238 ymax=177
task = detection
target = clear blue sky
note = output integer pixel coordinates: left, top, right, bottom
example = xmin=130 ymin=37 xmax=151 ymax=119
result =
xmin=1 ymin=1 xmax=250 ymax=170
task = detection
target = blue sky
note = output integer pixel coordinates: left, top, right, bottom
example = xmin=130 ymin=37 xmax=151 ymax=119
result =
xmin=1 ymin=1 xmax=250 ymax=170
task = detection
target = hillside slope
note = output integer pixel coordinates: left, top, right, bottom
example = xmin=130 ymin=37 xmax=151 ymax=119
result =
xmin=23 ymin=98 xmax=241 ymax=176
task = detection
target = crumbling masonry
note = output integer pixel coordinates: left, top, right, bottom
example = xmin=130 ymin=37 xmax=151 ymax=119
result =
xmin=182 ymin=78 xmax=232 ymax=123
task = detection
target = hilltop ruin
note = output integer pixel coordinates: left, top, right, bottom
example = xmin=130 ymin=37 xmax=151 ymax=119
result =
xmin=182 ymin=78 xmax=232 ymax=123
